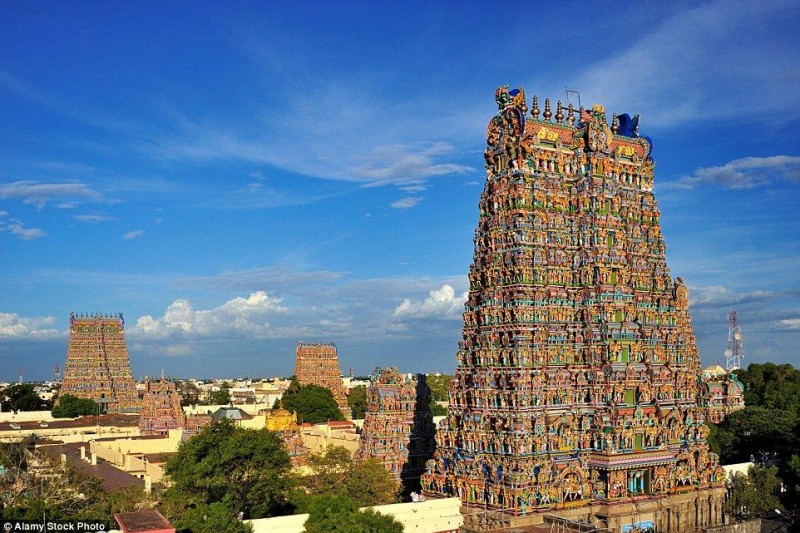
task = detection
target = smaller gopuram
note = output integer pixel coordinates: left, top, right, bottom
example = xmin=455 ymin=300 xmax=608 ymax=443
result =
xmin=61 ymin=313 xmax=140 ymax=413
xmin=139 ymin=379 xmax=211 ymax=438
xmin=294 ymin=341 xmax=352 ymax=419
xmin=356 ymin=367 xmax=437 ymax=495
xmin=265 ymin=404 xmax=309 ymax=466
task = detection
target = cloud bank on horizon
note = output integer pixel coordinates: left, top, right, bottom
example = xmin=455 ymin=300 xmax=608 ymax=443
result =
xmin=1 ymin=0 xmax=798 ymax=380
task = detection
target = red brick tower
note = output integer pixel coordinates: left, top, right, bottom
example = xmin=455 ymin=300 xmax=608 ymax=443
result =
xmin=294 ymin=342 xmax=352 ymax=419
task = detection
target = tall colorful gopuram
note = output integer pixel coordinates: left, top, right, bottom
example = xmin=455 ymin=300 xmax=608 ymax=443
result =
xmin=294 ymin=341 xmax=352 ymax=419
xmin=421 ymin=88 xmax=730 ymax=531
xmin=356 ymin=367 xmax=437 ymax=495
xmin=61 ymin=313 xmax=140 ymax=413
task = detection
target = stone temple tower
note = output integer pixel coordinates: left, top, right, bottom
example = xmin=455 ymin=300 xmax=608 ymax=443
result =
xmin=294 ymin=341 xmax=352 ymax=419
xmin=356 ymin=367 xmax=436 ymax=496
xmin=61 ymin=313 xmax=140 ymax=413
xmin=421 ymin=88 xmax=728 ymax=531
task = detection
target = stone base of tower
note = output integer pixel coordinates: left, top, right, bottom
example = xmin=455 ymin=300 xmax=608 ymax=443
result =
xmin=458 ymin=486 xmax=727 ymax=532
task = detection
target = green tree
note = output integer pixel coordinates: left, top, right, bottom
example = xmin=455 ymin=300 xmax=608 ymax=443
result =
xmin=303 ymin=494 xmax=403 ymax=533
xmin=163 ymin=419 xmax=294 ymax=520
xmin=295 ymin=446 xmax=398 ymax=509
xmin=280 ymin=383 xmax=344 ymax=424
xmin=430 ymin=402 xmax=447 ymax=416
xmin=51 ymin=394 xmax=99 ymax=418
xmin=173 ymin=502 xmax=252 ymax=533
xmin=178 ymin=381 xmax=202 ymax=407
xmin=348 ymin=385 xmax=367 ymax=419
xmin=209 ymin=382 xmax=231 ymax=405
xmin=0 ymin=383 xmax=49 ymax=412
xmin=726 ymin=465 xmax=785 ymax=519
xmin=425 ymin=374 xmax=452 ymax=403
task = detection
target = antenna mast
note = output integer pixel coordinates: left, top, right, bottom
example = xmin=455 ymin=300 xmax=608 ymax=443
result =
xmin=724 ymin=311 xmax=743 ymax=371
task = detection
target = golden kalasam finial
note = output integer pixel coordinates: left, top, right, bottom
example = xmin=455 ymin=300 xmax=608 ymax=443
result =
xmin=556 ymin=100 xmax=564 ymax=124
xmin=567 ymin=103 xmax=575 ymax=125
xmin=611 ymin=113 xmax=618 ymax=134
xmin=532 ymin=95 xmax=540 ymax=119
xmin=544 ymin=98 xmax=552 ymax=121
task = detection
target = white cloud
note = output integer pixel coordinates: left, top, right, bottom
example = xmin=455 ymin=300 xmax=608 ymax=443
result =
xmin=394 ymin=284 xmax=467 ymax=319
xmin=391 ymin=197 xmax=422 ymax=209
xmin=132 ymin=291 xmax=287 ymax=339
xmin=73 ymin=214 xmax=117 ymax=223
xmin=663 ymin=156 xmax=800 ymax=190
xmin=351 ymin=142 xmax=474 ymax=188
xmin=568 ymin=2 xmax=799 ymax=128
xmin=777 ymin=318 xmax=800 ymax=330
xmin=5 ymin=221 xmax=46 ymax=240
xmin=123 ymin=230 xmax=144 ymax=240
xmin=689 ymin=285 xmax=775 ymax=308
xmin=0 ymin=313 xmax=61 ymax=339
xmin=166 ymin=344 xmax=193 ymax=356
xmin=0 ymin=180 xmax=103 ymax=209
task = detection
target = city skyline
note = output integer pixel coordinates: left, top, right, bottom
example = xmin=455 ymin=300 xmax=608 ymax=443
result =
xmin=2 ymin=1 xmax=799 ymax=381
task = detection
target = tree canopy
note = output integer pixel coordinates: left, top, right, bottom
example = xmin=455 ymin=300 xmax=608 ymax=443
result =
xmin=708 ymin=362 xmax=800 ymax=508
xmin=208 ymin=382 xmax=231 ymax=405
xmin=425 ymin=374 xmax=451 ymax=403
xmin=726 ymin=465 xmax=785 ymax=519
xmin=0 ymin=383 xmax=49 ymax=412
xmin=163 ymin=419 xmax=294 ymax=521
xmin=293 ymin=446 xmax=399 ymax=510
xmin=51 ymin=394 xmax=99 ymax=418
xmin=303 ymin=494 xmax=403 ymax=533
xmin=279 ymin=381 xmax=344 ymax=424
xmin=348 ymin=385 xmax=367 ymax=419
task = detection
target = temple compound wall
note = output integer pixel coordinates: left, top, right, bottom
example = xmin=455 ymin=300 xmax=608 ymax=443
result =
xmin=61 ymin=313 xmax=140 ymax=414
xmin=421 ymin=87 xmax=740 ymax=531
xmin=294 ymin=341 xmax=352 ymax=419
xmin=356 ymin=367 xmax=437 ymax=495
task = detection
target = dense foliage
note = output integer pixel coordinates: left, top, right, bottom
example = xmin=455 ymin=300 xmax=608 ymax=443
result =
xmin=0 ymin=440 xmax=150 ymax=523
xmin=425 ymin=374 xmax=452 ymax=403
xmin=279 ymin=379 xmax=344 ymax=424
xmin=725 ymin=465 xmax=785 ymax=519
xmin=348 ymin=385 xmax=367 ymax=419
xmin=208 ymin=382 xmax=231 ymax=405
xmin=293 ymin=446 xmax=399 ymax=510
xmin=708 ymin=363 xmax=800 ymax=511
xmin=162 ymin=419 xmax=294 ymax=522
xmin=303 ymin=494 xmax=403 ymax=533
xmin=51 ymin=394 xmax=99 ymax=418
xmin=0 ymin=384 xmax=49 ymax=412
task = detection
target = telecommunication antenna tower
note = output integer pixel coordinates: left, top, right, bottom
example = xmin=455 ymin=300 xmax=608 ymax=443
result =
xmin=17 ymin=368 xmax=24 ymax=384
xmin=724 ymin=311 xmax=743 ymax=371
xmin=54 ymin=364 xmax=62 ymax=382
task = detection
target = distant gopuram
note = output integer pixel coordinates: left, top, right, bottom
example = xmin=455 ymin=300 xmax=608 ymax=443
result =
xmin=294 ymin=341 xmax=352 ymax=419
xmin=356 ymin=367 xmax=436 ymax=495
xmin=61 ymin=313 xmax=140 ymax=413
xmin=139 ymin=379 xmax=210 ymax=438
xmin=421 ymin=88 xmax=730 ymax=531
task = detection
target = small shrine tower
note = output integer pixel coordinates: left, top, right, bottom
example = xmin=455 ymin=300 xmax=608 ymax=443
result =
xmin=61 ymin=313 xmax=140 ymax=413
xmin=266 ymin=405 xmax=309 ymax=466
xmin=294 ymin=341 xmax=352 ymax=419
xmin=356 ymin=368 xmax=436 ymax=495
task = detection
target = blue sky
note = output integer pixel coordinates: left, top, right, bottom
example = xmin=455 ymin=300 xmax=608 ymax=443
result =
xmin=1 ymin=1 xmax=799 ymax=381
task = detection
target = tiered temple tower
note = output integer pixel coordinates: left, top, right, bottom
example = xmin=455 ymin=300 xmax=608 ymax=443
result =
xmin=421 ymin=88 xmax=729 ymax=531
xmin=356 ymin=368 xmax=437 ymax=495
xmin=138 ymin=379 xmax=210 ymax=438
xmin=61 ymin=313 xmax=140 ymax=413
xmin=265 ymin=405 xmax=309 ymax=466
xmin=294 ymin=341 xmax=352 ymax=419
